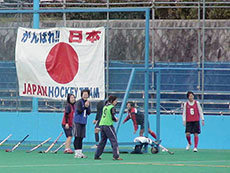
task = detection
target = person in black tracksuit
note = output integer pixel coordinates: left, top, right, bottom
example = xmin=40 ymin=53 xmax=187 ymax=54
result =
xmin=92 ymin=100 xmax=106 ymax=148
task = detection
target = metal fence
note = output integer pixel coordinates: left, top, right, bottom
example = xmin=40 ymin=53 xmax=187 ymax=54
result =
xmin=0 ymin=0 xmax=230 ymax=114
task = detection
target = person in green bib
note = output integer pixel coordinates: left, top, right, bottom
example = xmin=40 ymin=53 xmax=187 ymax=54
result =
xmin=94 ymin=95 xmax=123 ymax=160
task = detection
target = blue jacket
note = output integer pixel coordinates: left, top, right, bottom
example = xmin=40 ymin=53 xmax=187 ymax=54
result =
xmin=74 ymin=98 xmax=91 ymax=124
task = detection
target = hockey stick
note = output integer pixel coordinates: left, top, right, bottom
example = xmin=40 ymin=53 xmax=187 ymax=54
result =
xmin=151 ymin=140 xmax=174 ymax=155
xmin=26 ymin=137 xmax=51 ymax=153
xmin=51 ymin=142 xmax=65 ymax=154
xmin=0 ymin=134 xmax=12 ymax=146
xmin=5 ymin=134 xmax=29 ymax=152
xmin=39 ymin=132 xmax=63 ymax=153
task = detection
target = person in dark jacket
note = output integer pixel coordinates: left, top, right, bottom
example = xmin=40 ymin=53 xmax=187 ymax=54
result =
xmin=91 ymin=99 xmax=106 ymax=148
xmin=73 ymin=89 xmax=91 ymax=158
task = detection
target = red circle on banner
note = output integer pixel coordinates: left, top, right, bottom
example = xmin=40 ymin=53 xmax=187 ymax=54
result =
xmin=45 ymin=42 xmax=79 ymax=84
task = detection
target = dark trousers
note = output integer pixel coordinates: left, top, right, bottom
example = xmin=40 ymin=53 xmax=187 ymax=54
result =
xmin=74 ymin=137 xmax=83 ymax=150
xmin=95 ymin=125 xmax=119 ymax=159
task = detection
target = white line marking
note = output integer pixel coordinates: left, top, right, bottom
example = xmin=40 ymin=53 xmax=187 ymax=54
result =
xmin=0 ymin=160 xmax=229 ymax=169
xmin=0 ymin=163 xmax=121 ymax=168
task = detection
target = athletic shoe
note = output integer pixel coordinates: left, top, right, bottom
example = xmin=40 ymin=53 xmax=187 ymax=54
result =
xmin=91 ymin=145 xmax=98 ymax=149
xmin=64 ymin=149 xmax=74 ymax=154
xmin=186 ymin=144 xmax=191 ymax=151
xmin=74 ymin=154 xmax=82 ymax=158
xmin=94 ymin=157 xmax=101 ymax=160
xmin=193 ymin=148 xmax=198 ymax=152
xmin=113 ymin=157 xmax=123 ymax=160
xmin=81 ymin=153 xmax=88 ymax=158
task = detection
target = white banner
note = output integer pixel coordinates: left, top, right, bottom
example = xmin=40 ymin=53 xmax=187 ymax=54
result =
xmin=16 ymin=27 xmax=105 ymax=100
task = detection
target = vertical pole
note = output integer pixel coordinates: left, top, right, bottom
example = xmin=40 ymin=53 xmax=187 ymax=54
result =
xmin=63 ymin=0 xmax=66 ymax=27
xmin=116 ymin=68 xmax=136 ymax=134
xmin=201 ymin=0 xmax=205 ymax=109
xmin=33 ymin=0 xmax=40 ymax=29
xmin=16 ymin=1 xmax=19 ymax=27
xmin=144 ymin=8 xmax=150 ymax=152
xmin=16 ymin=1 xmax=20 ymax=111
xmin=156 ymin=71 xmax=161 ymax=142
xmin=105 ymin=0 xmax=110 ymax=98
xmin=151 ymin=2 xmax=155 ymax=112
xmin=151 ymin=1 xmax=155 ymax=90
xmin=197 ymin=1 xmax=201 ymax=94
xmin=32 ymin=0 xmax=39 ymax=112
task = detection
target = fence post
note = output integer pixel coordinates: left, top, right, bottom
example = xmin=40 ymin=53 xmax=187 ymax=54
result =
xmin=156 ymin=71 xmax=161 ymax=142
xmin=116 ymin=68 xmax=136 ymax=134
xmin=143 ymin=8 xmax=150 ymax=153
xmin=32 ymin=0 xmax=40 ymax=112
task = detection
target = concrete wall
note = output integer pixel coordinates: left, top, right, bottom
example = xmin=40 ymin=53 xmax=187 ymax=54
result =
xmin=0 ymin=112 xmax=229 ymax=149
xmin=1 ymin=20 xmax=230 ymax=62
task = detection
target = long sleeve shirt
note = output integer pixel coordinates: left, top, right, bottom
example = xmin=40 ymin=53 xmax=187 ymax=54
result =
xmin=95 ymin=100 xmax=105 ymax=121
xmin=74 ymin=98 xmax=91 ymax=124
xmin=123 ymin=108 xmax=144 ymax=131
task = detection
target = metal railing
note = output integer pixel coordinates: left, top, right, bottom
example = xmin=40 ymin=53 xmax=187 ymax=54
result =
xmin=0 ymin=1 xmax=230 ymax=115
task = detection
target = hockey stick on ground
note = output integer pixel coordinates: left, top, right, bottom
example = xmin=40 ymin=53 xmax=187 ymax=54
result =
xmin=26 ymin=137 xmax=51 ymax=153
xmin=151 ymin=140 xmax=174 ymax=155
xmin=0 ymin=134 xmax=12 ymax=146
xmin=5 ymin=134 xmax=29 ymax=152
xmin=51 ymin=142 xmax=65 ymax=154
xmin=39 ymin=132 xmax=63 ymax=153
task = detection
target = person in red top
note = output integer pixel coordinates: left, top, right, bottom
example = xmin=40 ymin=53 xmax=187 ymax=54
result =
xmin=62 ymin=93 xmax=76 ymax=154
xmin=182 ymin=91 xmax=205 ymax=152
xmin=123 ymin=102 xmax=157 ymax=139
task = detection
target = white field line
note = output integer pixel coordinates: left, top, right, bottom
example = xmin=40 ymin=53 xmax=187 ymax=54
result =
xmin=0 ymin=160 xmax=229 ymax=169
